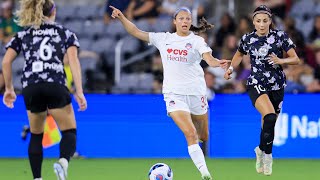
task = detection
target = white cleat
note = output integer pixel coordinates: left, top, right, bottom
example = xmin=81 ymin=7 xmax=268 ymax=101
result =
xmin=263 ymin=154 xmax=273 ymax=176
xmin=254 ymin=146 xmax=264 ymax=174
xmin=54 ymin=158 xmax=68 ymax=180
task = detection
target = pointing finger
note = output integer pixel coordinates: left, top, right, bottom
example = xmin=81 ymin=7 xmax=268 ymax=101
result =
xmin=109 ymin=5 xmax=116 ymax=10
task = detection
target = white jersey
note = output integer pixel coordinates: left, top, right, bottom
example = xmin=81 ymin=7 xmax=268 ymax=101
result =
xmin=149 ymin=32 xmax=212 ymax=95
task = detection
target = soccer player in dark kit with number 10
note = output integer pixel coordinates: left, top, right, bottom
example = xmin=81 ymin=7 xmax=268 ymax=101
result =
xmin=224 ymin=5 xmax=299 ymax=176
xmin=2 ymin=0 xmax=87 ymax=179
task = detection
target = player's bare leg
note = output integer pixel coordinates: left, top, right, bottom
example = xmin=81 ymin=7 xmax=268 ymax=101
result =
xmin=192 ymin=113 xmax=209 ymax=156
xmin=170 ymin=111 xmax=212 ymax=179
xmin=191 ymin=113 xmax=209 ymax=143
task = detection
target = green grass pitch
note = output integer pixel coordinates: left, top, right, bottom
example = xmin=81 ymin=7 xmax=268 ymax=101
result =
xmin=1 ymin=158 xmax=319 ymax=179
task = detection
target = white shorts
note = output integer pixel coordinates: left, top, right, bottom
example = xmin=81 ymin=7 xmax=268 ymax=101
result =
xmin=163 ymin=93 xmax=208 ymax=115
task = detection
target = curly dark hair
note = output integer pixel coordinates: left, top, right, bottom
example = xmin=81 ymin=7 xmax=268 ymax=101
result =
xmin=190 ymin=17 xmax=214 ymax=33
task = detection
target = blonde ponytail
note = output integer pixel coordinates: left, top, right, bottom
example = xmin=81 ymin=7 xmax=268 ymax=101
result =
xmin=15 ymin=0 xmax=54 ymax=29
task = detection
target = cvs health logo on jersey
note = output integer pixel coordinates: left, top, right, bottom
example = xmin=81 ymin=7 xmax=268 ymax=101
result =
xmin=274 ymin=113 xmax=320 ymax=146
xmin=167 ymin=48 xmax=188 ymax=62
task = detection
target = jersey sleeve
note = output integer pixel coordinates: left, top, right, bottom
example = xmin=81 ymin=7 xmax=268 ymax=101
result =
xmin=149 ymin=32 xmax=167 ymax=48
xmin=280 ymin=31 xmax=296 ymax=52
xmin=5 ymin=33 xmax=22 ymax=54
xmin=238 ymin=35 xmax=248 ymax=55
xmin=195 ymin=37 xmax=212 ymax=56
xmin=65 ymin=29 xmax=80 ymax=50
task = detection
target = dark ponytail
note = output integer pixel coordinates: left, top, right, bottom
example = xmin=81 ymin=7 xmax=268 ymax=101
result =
xmin=190 ymin=17 xmax=214 ymax=33
xmin=270 ymin=16 xmax=276 ymax=30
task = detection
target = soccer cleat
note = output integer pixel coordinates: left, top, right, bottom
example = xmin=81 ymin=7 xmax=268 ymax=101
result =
xmin=54 ymin=158 xmax=68 ymax=180
xmin=202 ymin=174 xmax=212 ymax=180
xmin=263 ymin=154 xmax=273 ymax=176
xmin=254 ymin=146 xmax=264 ymax=174
xmin=21 ymin=125 xmax=30 ymax=140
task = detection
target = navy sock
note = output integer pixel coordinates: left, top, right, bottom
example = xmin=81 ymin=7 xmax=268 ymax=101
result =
xmin=28 ymin=133 xmax=43 ymax=179
xmin=60 ymin=129 xmax=77 ymax=162
xmin=262 ymin=114 xmax=277 ymax=154
xmin=259 ymin=128 xmax=264 ymax=151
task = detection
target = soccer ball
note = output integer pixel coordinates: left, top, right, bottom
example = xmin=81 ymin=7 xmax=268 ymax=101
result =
xmin=148 ymin=163 xmax=173 ymax=180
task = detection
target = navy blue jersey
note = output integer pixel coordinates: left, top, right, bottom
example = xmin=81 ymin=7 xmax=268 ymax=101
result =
xmin=238 ymin=29 xmax=296 ymax=91
xmin=6 ymin=22 xmax=79 ymax=88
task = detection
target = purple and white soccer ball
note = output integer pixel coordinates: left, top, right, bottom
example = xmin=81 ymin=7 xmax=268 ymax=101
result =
xmin=148 ymin=163 xmax=173 ymax=180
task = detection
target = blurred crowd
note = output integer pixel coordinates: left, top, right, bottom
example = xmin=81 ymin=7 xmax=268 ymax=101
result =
xmin=0 ymin=0 xmax=319 ymax=96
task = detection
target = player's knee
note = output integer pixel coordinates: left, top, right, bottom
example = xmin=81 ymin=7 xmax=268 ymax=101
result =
xmin=184 ymin=128 xmax=198 ymax=142
xmin=263 ymin=113 xmax=277 ymax=130
xmin=263 ymin=113 xmax=277 ymax=142
xmin=263 ymin=113 xmax=277 ymax=144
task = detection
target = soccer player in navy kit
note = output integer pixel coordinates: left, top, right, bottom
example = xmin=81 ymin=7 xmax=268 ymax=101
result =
xmin=2 ymin=0 xmax=87 ymax=179
xmin=224 ymin=5 xmax=299 ymax=176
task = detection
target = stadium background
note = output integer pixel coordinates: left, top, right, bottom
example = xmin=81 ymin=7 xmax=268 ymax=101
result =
xmin=0 ymin=0 xmax=320 ymax=179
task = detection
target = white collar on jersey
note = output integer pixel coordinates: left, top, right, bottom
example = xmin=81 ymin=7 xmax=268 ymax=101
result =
xmin=173 ymin=32 xmax=195 ymax=39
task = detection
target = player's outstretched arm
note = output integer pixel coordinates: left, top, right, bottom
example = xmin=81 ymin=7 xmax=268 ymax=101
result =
xmin=224 ymin=50 xmax=243 ymax=80
xmin=109 ymin=5 xmax=149 ymax=42
xmin=202 ymin=52 xmax=230 ymax=69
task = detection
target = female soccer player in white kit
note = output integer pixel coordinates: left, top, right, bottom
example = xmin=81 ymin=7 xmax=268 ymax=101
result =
xmin=110 ymin=6 xmax=229 ymax=180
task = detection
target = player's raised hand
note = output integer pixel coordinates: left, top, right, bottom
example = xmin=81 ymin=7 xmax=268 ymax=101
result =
xmin=219 ymin=59 xmax=231 ymax=70
xmin=109 ymin=6 xmax=124 ymax=19
xmin=74 ymin=92 xmax=87 ymax=111
xmin=3 ymin=89 xmax=16 ymax=108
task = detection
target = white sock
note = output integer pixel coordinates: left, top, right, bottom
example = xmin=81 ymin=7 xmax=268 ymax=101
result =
xmin=265 ymin=153 xmax=273 ymax=159
xmin=188 ymin=144 xmax=210 ymax=176
xmin=34 ymin=178 xmax=42 ymax=180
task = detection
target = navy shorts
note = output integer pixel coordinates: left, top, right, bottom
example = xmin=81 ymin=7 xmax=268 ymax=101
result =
xmin=22 ymin=83 xmax=71 ymax=113
xmin=247 ymin=85 xmax=284 ymax=114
